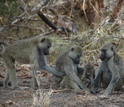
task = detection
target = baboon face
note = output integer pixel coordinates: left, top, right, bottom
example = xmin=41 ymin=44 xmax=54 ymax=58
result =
xmin=99 ymin=43 xmax=115 ymax=61
xmin=84 ymin=64 xmax=94 ymax=76
xmin=0 ymin=45 xmax=3 ymax=52
xmin=38 ymin=37 xmax=52 ymax=55
xmin=68 ymin=45 xmax=82 ymax=64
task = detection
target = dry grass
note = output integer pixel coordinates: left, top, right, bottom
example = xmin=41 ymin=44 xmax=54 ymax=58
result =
xmin=32 ymin=88 xmax=53 ymax=107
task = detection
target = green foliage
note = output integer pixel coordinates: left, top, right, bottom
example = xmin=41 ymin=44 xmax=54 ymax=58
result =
xmin=0 ymin=0 xmax=19 ymax=16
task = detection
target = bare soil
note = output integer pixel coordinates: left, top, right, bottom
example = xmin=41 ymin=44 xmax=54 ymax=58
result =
xmin=0 ymin=62 xmax=124 ymax=107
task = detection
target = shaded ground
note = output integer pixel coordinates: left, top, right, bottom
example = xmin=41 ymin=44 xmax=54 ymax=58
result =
xmin=0 ymin=61 xmax=124 ymax=107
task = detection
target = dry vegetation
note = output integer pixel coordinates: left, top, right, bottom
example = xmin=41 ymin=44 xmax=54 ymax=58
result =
xmin=0 ymin=0 xmax=124 ymax=107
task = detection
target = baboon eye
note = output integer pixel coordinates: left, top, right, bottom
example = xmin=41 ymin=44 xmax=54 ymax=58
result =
xmin=71 ymin=48 xmax=74 ymax=51
xmin=111 ymin=47 xmax=114 ymax=51
xmin=48 ymin=46 xmax=50 ymax=48
xmin=101 ymin=49 xmax=106 ymax=52
xmin=41 ymin=38 xmax=45 ymax=42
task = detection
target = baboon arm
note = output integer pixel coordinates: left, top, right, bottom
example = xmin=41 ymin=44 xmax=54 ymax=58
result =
xmin=93 ymin=63 xmax=104 ymax=87
xmin=38 ymin=52 xmax=64 ymax=77
xmin=103 ymin=74 xmax=120 ymax=95
xmin=40 ymin=65 xmax=64 ymax=77
xmin=103 ymin=66 xmax=120 ymax=95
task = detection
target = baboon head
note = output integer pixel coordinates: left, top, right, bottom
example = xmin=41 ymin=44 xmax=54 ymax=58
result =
xmin=84 ymin=63 xmax=94 ymax=76
xmin=38 ymin=37 xmax=52 ymax=55
xmin=68 ymin=45 xmax=82 ymax=64
xmin=99 ymin=43 xmax=115 ymax=61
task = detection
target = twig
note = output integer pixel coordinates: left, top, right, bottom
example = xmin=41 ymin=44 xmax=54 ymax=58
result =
xmin=11 ymin=24 xmax=43 ymax=31
xmin=11 ymin=14 xmax=38 ymax=25
xmin=83 ymin=0 xmax=88 ymax=23
xmin=90 ymin=2 xmax=100 ymax=18
xmin=37 ymin=30 xmax=55 ymax=37
xmin=53 ymin=88 xmax=85 ymax=94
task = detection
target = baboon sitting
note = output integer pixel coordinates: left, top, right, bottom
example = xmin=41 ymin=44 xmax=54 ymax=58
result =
xmin=81 ymin=62 xmax=95 ymax=88
xmin=0 ymin=36 xmax=64 ymax=89
xmin=54 ymin=45 xmax=84 ymax=90
xmin=92 ymin=43 xmax=124 ymax=96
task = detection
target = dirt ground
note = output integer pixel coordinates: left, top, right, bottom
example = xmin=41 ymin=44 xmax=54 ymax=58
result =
xmin=0 ymin=61 xmax=124 ymax=107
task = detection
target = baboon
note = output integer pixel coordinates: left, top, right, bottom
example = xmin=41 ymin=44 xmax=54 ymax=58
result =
xmin=0 ymin=36 xmax=64 ymax=89
xmin=54 ymin=45 xmax=85 ymax=90
xmin=92 ymin=43 xmax=124 ymax=96
xmin=81 ymin=62 xmax=95 ymax=88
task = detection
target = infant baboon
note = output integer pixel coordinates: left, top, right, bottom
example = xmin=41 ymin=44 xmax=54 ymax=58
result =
xmin=0 ymin=36 xmax=64 ymax=89
xmin=54 ymin=45 xmax=85 ymax=90
xmin=92 ymin=43 xmax=124 ymax=96
xmin=81 ymin=62 xmax=95 ymax=88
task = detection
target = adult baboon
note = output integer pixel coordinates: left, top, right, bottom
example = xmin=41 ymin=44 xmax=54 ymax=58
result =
xmin=92 ymin=43 xmax=124 ymax=96
xmin=81 ymin=62 xmax=95 ymax=88
xmin=0 ymin=36 xmax=64 ymax=89
xmin=54 ymin=45 xmax=84 ymax=90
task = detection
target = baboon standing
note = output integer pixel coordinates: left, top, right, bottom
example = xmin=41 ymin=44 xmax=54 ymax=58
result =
xmin=0 ymin=36 xmax=64 ymax=89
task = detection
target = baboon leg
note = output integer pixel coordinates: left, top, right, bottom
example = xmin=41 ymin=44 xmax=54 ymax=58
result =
xmin=30 ymin=53 xmax=39 ymax=88
xmin=60 ymin=76 xmax=80 ymax=90
xmin=4 ymin=70 xmax=9 ymax=88
xmin=69 ymin=72 xmax=84 ymax=89
xmin=65 ymin=66 xmax=84 ymax=89
xmin=60 ymin=76 xmax=68 ymax=88
xmin=70 ymin=80 xmax=80 ymax=90
xmin=32 ymin=70 xmax=39 ymax=88
xmin=3 ymin=56 xmax=18 ymax=88
xmin=9 ymin=68 xmax=17 ymax=88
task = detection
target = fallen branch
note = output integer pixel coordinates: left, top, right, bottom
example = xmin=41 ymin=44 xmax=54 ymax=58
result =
xmin=37 ymin=11 xmax=57 ymax=30
xmin=37 ymin=30 xmax=55 ymax=37
xmin=37 ymin=11 xmax=73 ymax=34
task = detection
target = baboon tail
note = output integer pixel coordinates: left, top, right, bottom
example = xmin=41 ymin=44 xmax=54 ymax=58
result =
xmin=0 ymin=40 xmax=9 ymax=47
xmin=0 ymin=41 xmax=9 ymax=56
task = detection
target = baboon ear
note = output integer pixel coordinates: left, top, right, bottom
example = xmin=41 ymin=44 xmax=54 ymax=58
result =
xmin=71 ymin=47 xmax=74 ymax=51
xmin=41 ymin=38 xmax=45 ymax=42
